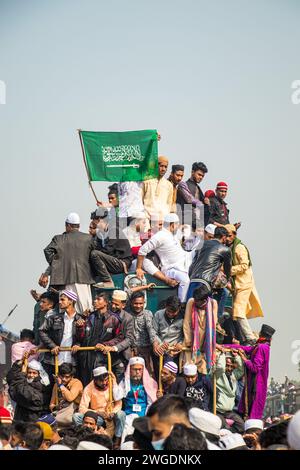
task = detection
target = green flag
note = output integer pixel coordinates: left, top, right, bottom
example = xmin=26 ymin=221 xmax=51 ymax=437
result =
xmin=80 ymin=129 xmax=159 ymax=182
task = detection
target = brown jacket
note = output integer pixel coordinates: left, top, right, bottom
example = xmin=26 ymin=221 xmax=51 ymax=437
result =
xmin=50 ymin=378 xmax=83 ymax=408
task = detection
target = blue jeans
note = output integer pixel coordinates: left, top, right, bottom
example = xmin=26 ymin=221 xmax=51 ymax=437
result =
xmin=213 ymin=288 xmax=230 ymax=320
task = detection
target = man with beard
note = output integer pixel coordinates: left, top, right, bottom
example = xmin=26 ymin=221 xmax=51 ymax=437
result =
xmin=183 ymin=363 xmax=212 ymax=412
xmin=7 ymin=359 xmax=51 ymax=422
xmin=113 ymin=357 xmax=158 ymax=448
xmin=158 ymin=361 xmax=186 ymax=398
xmin=73 ymin=366 xmax=123 ymax=441
xmin=74 ymin=292 xmax=124 ymax=386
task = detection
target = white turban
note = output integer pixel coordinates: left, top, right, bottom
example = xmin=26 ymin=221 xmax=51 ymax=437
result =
xmin=28 ymin=360 xmax=50 ymax=386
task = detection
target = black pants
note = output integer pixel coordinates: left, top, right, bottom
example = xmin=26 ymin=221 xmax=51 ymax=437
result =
xmin=217 ymin=410 xmax=245 ymax=434
xmin=90 ymin=250 xmax=125 ymax=282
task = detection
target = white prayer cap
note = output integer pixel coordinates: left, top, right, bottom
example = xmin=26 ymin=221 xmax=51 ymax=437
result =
xmin=129 ymin=357 xmax=145 ymax=367
xmin=205 ymin=224 xmax=216 ymax=235
xmin=219 ymin=433 xmax=247 ymax=450
xmin=164 ymin=213 xmax=179 ymax=224
xmin=287 ymin=410 xmax=300 ymax=450
xmin=189 ymin=408 xmax=222 ymax=436
xmin=112 ymin=290 xmax=127 ymax=301
xmin=132 ymin=212 xmax=147 ymax=220
xmin=183 ymin=363 xmax=198 ymax=376
xmin=65 ymin=212 xmax=80 ymax=224
xmin=28 ymin=360 xmax=42 ymax=371
xmin=244 ymin=419 xmax=264 ymax=432
xmin=93 ymin=366 xmax=108 ymax=377
xmin=48 ymin=444 xmax=72 ymax=450
xmin=77 ymin=441 xmax=108 ymax=450
xmin=120 ymin=441 xmax=135 ymax=450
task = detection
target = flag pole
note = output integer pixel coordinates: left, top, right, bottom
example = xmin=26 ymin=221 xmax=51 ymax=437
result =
xmin=77 ymin=129 xmax=99 ymax=204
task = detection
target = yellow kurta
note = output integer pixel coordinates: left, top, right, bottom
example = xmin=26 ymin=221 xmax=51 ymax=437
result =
xmin=142 ymin=177 xmax=173 ymax=219
xmin=231 ymin=243 xmax=264 ymax=320
xmin=181 ymin=298 xmax=218 ymax=374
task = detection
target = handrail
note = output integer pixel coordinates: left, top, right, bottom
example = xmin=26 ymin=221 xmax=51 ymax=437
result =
xmin=23 ymin=347 xmax=114 ymax=409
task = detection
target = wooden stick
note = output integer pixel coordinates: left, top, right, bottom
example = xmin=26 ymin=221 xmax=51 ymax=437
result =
xmin=244 ymin=369 xmax=249 ymax=418
xmin=158 ymin=354 xmax=164 ymax=394
xmin=78 ymin=129 xmax=98 ymax=203
xmin=107 ymin=352 xmax=113 ymax=413
xmin=212 ymin=368 xmax=217 ymax=415
xmin=54 ymin=354 xmax=59 ymax=406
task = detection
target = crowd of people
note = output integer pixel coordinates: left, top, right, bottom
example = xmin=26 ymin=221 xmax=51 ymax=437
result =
xmin=1 ymin=155 xmax=298 ymax=452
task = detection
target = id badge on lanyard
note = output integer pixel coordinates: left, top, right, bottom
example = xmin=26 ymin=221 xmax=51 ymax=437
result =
xmin=132 ymin=388 xmax=142 ymax=412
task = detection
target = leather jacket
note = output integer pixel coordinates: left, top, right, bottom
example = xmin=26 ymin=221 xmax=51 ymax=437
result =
xmin=189 ymin=239 xmax=232 ymax=286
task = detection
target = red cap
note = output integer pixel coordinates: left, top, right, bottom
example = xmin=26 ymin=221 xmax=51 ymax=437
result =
xmin=216 ymin=181 xmax=228 ymax=190
xmin=0 ymin=406 xmax=12 ymax=424
xmin=204 ymin=190 xmax=215 ymax=198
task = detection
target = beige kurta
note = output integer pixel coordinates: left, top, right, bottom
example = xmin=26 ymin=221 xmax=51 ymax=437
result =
xmin=231 ymin=243 xmax=264 ymax=320
xmin=142 ymin=177 xmax=173 ymax=220
xmin=181 ymin=298 xmax=218 ymax=374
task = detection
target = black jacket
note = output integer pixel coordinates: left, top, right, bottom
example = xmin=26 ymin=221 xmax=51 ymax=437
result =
xmin=189 ymin=239 xmax=232 ymax=285
xmin=39 ymin=312 xmax=83 ymax=365
xmin=184 ymin=374 xmax=212 ymax=411
xmin=44 ymin=230 xmax=95 ymax=285
xmin=7 ymin=362 xmax=51 ymax=422
xmin=93 ymin=225 xmax=133 ymax=268
xmin=208 ymin=196 xmax=230 ymax=225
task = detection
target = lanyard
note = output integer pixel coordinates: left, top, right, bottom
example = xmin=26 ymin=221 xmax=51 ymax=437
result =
xmin=133 ymin=385 xmax=142 ymax=403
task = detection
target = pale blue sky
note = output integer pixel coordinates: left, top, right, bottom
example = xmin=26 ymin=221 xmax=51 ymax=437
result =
xmin=1 ymin=0 xmax=300 ymax=380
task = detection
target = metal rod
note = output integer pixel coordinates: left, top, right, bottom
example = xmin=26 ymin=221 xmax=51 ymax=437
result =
xmin=78 ymin=129 xmax=98 ymax=203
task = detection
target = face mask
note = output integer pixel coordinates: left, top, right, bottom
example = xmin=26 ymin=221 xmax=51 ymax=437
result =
xmin=152 ymin=438 xmax=166 ymax=451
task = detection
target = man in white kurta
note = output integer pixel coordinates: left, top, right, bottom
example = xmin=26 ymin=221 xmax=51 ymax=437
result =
xmin=136 ymin=213 xmax=190 ymax=301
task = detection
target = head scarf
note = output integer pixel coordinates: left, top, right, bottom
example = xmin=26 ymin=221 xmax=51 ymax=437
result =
xmin=28 ymin=360 xmax=50 ymax=386
xmin=124 ymin=357 xmax=157 ymax=402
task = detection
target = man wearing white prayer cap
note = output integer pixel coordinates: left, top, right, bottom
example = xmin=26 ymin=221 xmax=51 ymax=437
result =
xmin=7 ymin=358 xmax=51 ymax=422
xmin=204 ymin=224 xmax=216 ymax=240
xmin=112 ymin=357 xmax=158 ymax=448
xmin=188 ymin=407 xmax=222 ymax=450
xmin=244 ymin=419 xmax=264 ymax=433
xmin=41 ymin=211 xmax=95 ymax=314
xmin=73 ymin=365 xmax=124 ymax=443
xmin=183 ymin=363 xmax=212 ymax=411
xmin=137 ymin=212 xmax=190 ymax=301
